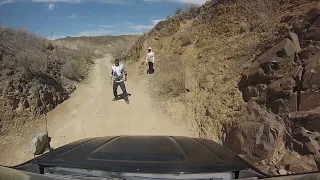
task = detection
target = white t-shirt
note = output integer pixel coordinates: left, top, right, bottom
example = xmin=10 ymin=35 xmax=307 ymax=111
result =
xmin=110 ymin=63 xmax=127 ymax=82
xmin=146 ymin=52 xmax=155 ymax=63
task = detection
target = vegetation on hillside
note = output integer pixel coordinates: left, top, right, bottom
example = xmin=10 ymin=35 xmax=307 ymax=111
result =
xmin=55 ymin=35 xmax=141 ymax=60
xmin=0 ymin=27 xmax=99 ymax=134
xmin=124 ymin=0 xmax=320 ymax=175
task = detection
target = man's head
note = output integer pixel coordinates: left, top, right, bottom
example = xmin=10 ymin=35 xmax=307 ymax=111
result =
xmin=114 ymin=58 xmax=120 ymax=66
xmin=148 ymin=47 xmax=152 ymax=53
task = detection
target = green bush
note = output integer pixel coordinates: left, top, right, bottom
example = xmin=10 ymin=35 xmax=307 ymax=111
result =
xmin=175 ymin=8 xmax=183 ymax=15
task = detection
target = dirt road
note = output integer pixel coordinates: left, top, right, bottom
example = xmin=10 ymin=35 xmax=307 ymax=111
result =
xmin=0 ymin=55 xmax=194 ymax=166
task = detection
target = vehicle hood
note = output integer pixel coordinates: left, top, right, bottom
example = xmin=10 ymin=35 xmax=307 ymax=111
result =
xmin=18 ymin=136 xmax=254 ymax=174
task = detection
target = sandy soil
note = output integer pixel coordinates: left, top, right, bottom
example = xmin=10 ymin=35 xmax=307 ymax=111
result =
xmin=0 ymin=55 xmax=194 ymax=166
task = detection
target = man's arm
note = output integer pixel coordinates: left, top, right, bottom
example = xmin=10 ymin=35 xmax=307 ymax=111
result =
xmin=109 ymin=67 xmax=113 ymax=85
xmin=152 ymin=52 xmax=155 ymax=63
xmin=123 ymin=65 xmax=128 ymax=81
xmin=146 ymin=55 xmax=148 ymax=64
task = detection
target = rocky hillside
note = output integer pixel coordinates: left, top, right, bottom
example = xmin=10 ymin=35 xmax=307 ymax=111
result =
xmin=0 ymin=27 xmax=138 ymax=136
xmin=0 ymin=27 xmax=95 ymax=135
xmin=226 ymin=3 xmax=320 ymax=175
xmin=55 ymin=35 xmax=141 ymax=59
xmin=124 ymin=0 xmax=320 ymax=175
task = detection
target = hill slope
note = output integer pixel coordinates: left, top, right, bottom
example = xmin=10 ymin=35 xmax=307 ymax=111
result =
xmin=55 ymin=35 xmax=141 ymax=59
xmin=124 ymin=0 xmax=320 ymax=175
xmin=0 ymin=27 xmax=139 ymax=136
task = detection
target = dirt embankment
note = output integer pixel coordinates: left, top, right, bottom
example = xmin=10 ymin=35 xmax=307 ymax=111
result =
xmin=124 ymin=0 xmax=320 ymax=175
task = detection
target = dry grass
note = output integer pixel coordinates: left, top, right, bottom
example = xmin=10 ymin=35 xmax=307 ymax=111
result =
xmin=0 ymin=26 xmax=94 ymax=81
xmin=238 ymin=0 xmax=282 ymax=35
xmin=61 ymin=59 xmax=87 ymax=81
xmin=154 ymin=55 xmax=186 ymax=97
xmin=16 ymin=49 xmax=47 ymax=76
xmin=181 ymin=33 xmax=193 ymax=47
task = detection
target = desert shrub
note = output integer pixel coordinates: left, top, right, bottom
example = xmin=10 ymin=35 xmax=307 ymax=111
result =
xmin=80 ymin=47 xmax=95 ymax=64
xmin=16 ymin=49 xmax=47 ymax=75
xmin=61 ymin=59 xmax=87 ymax=81
xmin=175 ymin=8 xmax=183 ymax=15
xmin=154 ymin=56 xmax=185 ymax=97
xmin=238 ymin=0 xmax=281 ymax=35
xmin=185 ymin=4 xmax=199 ymax=11
xmin=181 ymin=33 xmax=193 ymax=46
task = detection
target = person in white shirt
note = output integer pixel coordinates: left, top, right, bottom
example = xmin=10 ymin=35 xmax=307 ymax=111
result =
xmin=110 ymin=58 xmax=129 ymax=104
xmin=146 ymin=47 xmax=155 ymax=75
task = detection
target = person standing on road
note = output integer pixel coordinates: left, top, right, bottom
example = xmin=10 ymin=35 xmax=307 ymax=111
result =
xmin=146 ymin=47 xmax=155 ymax=75
xmin=110 ymin=58 xmax=129 ymax=104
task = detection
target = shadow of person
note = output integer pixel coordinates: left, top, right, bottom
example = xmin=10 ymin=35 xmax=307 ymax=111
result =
xmin=117 ymin=93 xmax=132 ymax=100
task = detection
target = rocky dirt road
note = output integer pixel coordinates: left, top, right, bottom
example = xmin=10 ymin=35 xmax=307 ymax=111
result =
xmin=0 ymin=55 xmax=194 ymax=166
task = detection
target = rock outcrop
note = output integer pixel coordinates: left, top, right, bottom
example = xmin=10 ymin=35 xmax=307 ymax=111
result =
xmin=0 ymin=27 xmax=80 ymax=135
xmin=225 ymin=4 xmax=320 ymax=175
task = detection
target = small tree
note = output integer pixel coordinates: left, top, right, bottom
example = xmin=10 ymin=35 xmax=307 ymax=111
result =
xmin=185 ymin=4 xmax=199 ymax=11
xmin=175 ymin=8 xmax=183 ymax=15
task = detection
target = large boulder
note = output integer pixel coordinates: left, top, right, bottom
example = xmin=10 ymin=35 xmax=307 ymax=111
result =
xmin=302 ymin=53 xmax=320 ymax=91
xmin=292 ymin=127 xmax=320 ymax=155
xmin=266 ymin=76 xmax=296 ymax=103
xmin=289 ymin=108 xmax=320 ymax=133
xmin=256 ymin=38 xmax=295 ymax=65
xmin=267 ymin=92 xmax=297 ymax=114
xmin=281 ymin=151 xmax=318 ymax=174
xmin=306 ymin=16 xmax=320 ymax=41
xmin=239 ymin=38 xmax=296 ymax=89
xmin=224 ymin=102 xmax=285 ymax=162
xmin=289 ymin=31 xmax=302 ymax=53
xmin=29 ymin=133 xmax=49 ymax=155
xmin=300 ymin=91 xmax=320 ymax=112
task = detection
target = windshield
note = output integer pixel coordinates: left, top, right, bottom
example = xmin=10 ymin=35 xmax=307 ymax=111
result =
xmin=0 ymin=0 xmax=320 ymax=179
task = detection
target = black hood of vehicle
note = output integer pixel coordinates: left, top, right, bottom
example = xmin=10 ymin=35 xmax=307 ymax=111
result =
xmin=17 ymin=136 xmax=255 ymax=174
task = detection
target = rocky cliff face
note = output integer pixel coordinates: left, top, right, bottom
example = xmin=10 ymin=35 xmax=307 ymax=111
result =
xmin=224 ymin=4 xmax=320 ymax=175
xmin=0 ymin=27 xmax=86 ymax=135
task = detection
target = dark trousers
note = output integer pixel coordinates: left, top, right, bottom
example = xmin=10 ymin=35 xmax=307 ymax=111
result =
xmin=148 ymin=62 xmax=154 ymax=74
xmin=113 ymin=81 xmax=128 ymax=101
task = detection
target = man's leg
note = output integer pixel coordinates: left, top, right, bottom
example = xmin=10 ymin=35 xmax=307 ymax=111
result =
xmin=150 ymin=62 xmax=154 ymax=74
xmin=119 ymin=81 xmax=129 ymax=103
xmin=113 ymin=81 xmax=119 ymax=100
xmin=148 ymin=62 xmax=152 ymax=75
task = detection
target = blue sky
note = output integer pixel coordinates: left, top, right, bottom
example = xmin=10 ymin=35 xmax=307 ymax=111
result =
xmin=0 ymin=0 xmax=207 ymax=39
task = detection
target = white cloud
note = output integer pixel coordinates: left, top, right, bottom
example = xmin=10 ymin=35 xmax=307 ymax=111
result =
xmin=32 ymin=0 xmax=128 ymax=4
xmin=126 ymin=19 xmax=165 ymax=31
xmin=33 ymin=0 xmax=80 ymax=2
xmin=143 ymin=0 xmax=207 ymax=5
xmin=69 ymin=14 xmax=78 ymax=19
xmin=47 ymin=3 xmax=56 ymax=10
xmin=0 ymin=0 xmax=15 ymax=6
xmin=98 ymin=25 xmax=118 ymax=28
xmin=77 ymin=29 xmax=112 ymax=36
xmin=152 ymin=19 xmax=165 ymax=25
xmin=127 ymin=25 xmax=153 ymax=31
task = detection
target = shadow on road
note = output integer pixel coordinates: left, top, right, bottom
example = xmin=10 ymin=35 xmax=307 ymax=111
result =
xmin=117 ymin=93 xmax=132 ymax=100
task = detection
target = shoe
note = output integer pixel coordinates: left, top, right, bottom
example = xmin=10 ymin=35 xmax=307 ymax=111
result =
xmin=125 ymin=100 xmax=130 ymax=104
xmin=112 ymin=97 xmax=118 ymax=101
